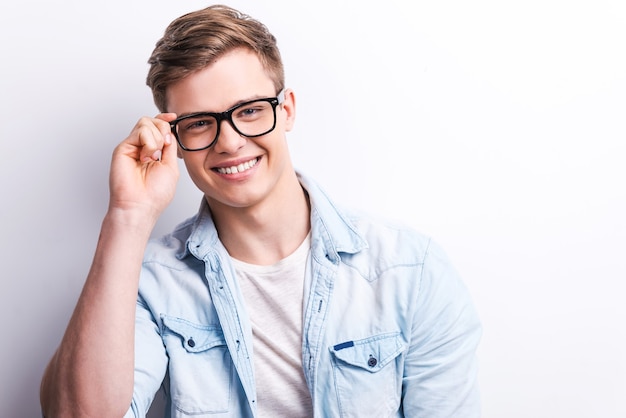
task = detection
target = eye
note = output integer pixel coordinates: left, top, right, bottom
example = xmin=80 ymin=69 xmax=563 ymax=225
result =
xmin=238 ymin=107 xmax=259 ymax=117
xmin=182 ymin=117 xmax=215 ymax=132
xmin=236 ymin=102 xmax=269 ymax=120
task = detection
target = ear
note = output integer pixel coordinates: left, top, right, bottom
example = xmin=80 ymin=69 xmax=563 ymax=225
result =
xmin=281 ymin=88 xmax=296 ymax=132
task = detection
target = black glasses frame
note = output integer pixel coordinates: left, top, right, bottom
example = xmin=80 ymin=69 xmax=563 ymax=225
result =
xmin=170 ymin=90 xmax=285 ymax=151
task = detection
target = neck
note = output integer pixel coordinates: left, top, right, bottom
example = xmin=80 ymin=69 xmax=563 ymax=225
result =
xmin=208 ymin=173 xmax=311 ymax=265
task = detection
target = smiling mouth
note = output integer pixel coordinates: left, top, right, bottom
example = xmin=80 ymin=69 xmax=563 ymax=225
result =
xmin=215 ymin=157 xmax=259 ymax=174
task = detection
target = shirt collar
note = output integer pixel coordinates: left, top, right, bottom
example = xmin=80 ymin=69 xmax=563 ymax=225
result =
xmin=176 ymin=172 xmax=368 ymax=261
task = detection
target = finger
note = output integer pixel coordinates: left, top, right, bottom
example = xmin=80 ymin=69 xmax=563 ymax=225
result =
xmin=160 ymin=131 xmax=178 ymax=165
xmin=135 ymin=117 xmax=174 ymax=163
xmin=152 ymin=123 xmax=177 ymax=165
xmin=137 ymin=123 xmax=165 ymax=163
xmin=153 ymin=113 xmax=179 ymax=164
xmin=155 ymin=112 xmax=177 ymax=122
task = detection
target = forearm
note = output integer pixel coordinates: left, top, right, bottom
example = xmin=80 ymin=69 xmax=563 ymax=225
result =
xmin=40 ymin=209 xmax=157 ymax=417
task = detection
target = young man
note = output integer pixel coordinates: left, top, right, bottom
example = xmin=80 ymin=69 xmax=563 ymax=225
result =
xmin=40 ymin=5 xmax=481 ymax=417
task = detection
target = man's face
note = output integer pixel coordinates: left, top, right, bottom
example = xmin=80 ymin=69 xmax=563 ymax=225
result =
xmin=165 ymin=48 xmax=295 ymax=213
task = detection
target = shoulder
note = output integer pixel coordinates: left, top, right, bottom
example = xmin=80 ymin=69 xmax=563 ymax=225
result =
xmin=144 ymin=215 xmax=196 ymax=261
xmin=340 ymin=207 xmax=464 ymax=288
xmin=343 ymin=208 xmax=435 ymax=264
xmin=140 ymin=208 xmax=210 ymax=277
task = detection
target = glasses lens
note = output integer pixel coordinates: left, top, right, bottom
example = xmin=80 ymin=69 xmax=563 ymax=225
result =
xmin=231 ymin=100 xmax=276 ymax=137
xmin=175 ymin=115 xmax=218 ymax=151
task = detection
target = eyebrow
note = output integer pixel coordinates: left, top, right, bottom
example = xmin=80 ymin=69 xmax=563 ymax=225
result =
xmin=174 ymin=93 xmax=273 ymax=119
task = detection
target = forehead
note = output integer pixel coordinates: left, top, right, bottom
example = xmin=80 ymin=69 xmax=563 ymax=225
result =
xmin=166 ymin=48 xmax=275 ymax=114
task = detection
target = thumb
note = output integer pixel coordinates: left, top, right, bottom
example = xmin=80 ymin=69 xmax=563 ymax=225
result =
xmin=154 ymin=113 xmax=179 ymax=165
xmin=160 ymin=132 xmax=179 ymax=166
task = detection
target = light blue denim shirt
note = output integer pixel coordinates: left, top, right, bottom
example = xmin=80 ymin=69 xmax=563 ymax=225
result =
xmin=125 ymin=173 xmax=482 ymax=418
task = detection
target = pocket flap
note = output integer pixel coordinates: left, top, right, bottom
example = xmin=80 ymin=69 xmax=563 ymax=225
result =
xmin=330 ymin=332 xmax=406 ymax=372
xmin=161 ymin=314 xmax=226 ymax=353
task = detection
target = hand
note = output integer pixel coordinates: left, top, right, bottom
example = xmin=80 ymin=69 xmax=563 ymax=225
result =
xmin=108 ymin=113 xmax=180 ymax=221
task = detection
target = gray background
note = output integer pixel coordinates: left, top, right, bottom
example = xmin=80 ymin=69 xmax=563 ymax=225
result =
xmin=1 ymin=0 xmax=625 ymax=417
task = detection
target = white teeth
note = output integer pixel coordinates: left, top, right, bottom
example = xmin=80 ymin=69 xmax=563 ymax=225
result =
xmin=217 ymin=158 xmax=258 ymax=174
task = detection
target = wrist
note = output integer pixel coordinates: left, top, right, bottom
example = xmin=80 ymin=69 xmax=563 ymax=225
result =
xmin=103 ymin=206 xmax=160 ymax=237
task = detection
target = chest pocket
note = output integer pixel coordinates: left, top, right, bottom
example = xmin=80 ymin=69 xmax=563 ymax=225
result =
xmin=161 ymin=315 xmax=233 ymax=416
xmin=330 ymin=332 xmax=406 ymax=418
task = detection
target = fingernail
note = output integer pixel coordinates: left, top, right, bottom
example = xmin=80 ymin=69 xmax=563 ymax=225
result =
xmin=152 ymin=150 xmax=162 ymax=161
xmin=165 ymin=133 xmax=172 ymax=145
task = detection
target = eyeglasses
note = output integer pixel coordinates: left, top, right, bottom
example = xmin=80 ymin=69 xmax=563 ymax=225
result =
xmin=170 ymin=90 xmax=285 ymax=152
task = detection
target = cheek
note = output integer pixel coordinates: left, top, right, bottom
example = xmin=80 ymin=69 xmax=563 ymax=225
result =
xmin=256 ymin=133 xmax=286 ymax=155
xmin=181 ymin=153 xmax=208 ymax=177
xmin=182 ymin=156 xmax=215 ymax=196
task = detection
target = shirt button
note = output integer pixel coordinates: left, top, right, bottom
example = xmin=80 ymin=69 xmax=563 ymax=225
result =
xmin=368 ymin=356 xmax=377 ymax=367
xmin=187 ymin=338 xmax=196 ymax=348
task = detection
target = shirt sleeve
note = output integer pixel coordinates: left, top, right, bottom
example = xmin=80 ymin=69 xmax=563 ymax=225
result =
xmin=401 ymin=239 xmax=482 ymax=417
xmin=123 ymin=296 xmax=169 ymax=418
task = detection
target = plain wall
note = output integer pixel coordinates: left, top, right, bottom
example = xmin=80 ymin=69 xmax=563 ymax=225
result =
xmin=1 ymin=1 xmax=625 ymax=417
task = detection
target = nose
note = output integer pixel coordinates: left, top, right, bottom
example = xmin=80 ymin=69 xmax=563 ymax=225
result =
xmin=212 ymin=119 xmax=246 ymax=154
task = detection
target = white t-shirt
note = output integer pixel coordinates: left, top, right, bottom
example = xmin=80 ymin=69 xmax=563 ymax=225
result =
xmin=231 ymin=233 xmax=314 ymax=417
